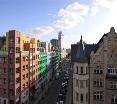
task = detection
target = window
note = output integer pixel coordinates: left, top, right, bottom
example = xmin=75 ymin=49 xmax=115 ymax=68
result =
xmin=94 ymin=65 xmax=103 ymax=74
xmin=16 ymin=77 xmax=20 ymax=84
xmin=22 ymin=84 xmax=25 ymax=89
xmin=80 ymin=67 xmax=83 ymax=74
xmin=36 ymin=69 xmax=37 ymax=73
xmin=36 ymin=75 xmax=38 ymax=80
xmin=3 ymin=89 xmax=6 ymax=95
xmin=9 ymin=89 xmax=14 ymax=96
xmin=3 ymin=99 xmax=6 ymax=104
xmin=0 ymin=99 xmax=1 ymax=104
xmin=110 ymin=82 xmax=117 ymax=89
xmin=26 ymin=82 xmax=28 ymax=87
xmin=36 ymin=55 xmax=38 ymax=59
xmin=26 ymin=73 xmax=28 ymax=78
xmin=9 ymin=57 xmax=14 ymax=64
xmin=76 ymin=66 xmax=78 ymax=74
xmin=9 ymin=68 xmax=13 ymax=74
xmin=80 ymin=94 xmax=84 ymax=102
xmin=108 ymin=68 xmax=115 ymax=74
xmin=33 ymin=70 xmax=35 ymax=75
xmin=3 ymin=58 xmax=7 ymax=63
xmin=23 ymin=65 xmax=25 ymax=70
xmin=76 ymin=92 xmax=79 ymax=101
xmin=16 ymin=87 xmax=20 ymax=94
xmin=9 ymin=48 xmax=14 ymax=53
xmin=76 ymin=79 xmax=79 ymax=87
xmin=26 ymin=56 xmax=28 ymax=61
xmin=16 ymin=37 xmax=20 ymax=44
xmin=23 ymin=57 xmax=25 ymax=61
xmin=26 ymin=65 xmax=28 ymax=69
xmin=86 ymin=80 xmax=88 ymax=88
xmin=3 ymin=78 xmax=6 ymax=84
xmin=93 ymin=79 xmax=103 ymax=87
xmin=26 ymin=90 xmax=28 ymax=95
xmin=80 ymin=80 xmax=84 ymax=88
xmin=111 ymin=96 xmax=117 ymax=103
xmin=16 ymin=57 xmax=20 ymax=63
xmin=22 ymin=75 xmax=25 ymax=80
xmin=33 ymin=56 xmax=35 ymax=60
xmin=86 ymin=93 xmax=88 ymax=102
xmin=93 ymin=91 xmax=103 ymax=100
xmin=10 ymin=100 xmax=14 ymax=104
xmin=86 ymin=67 xmax=88 ymax=74
xmin=4 ymin=68 xmax=6 ymax=73
xmin=16 ymin=67 xmax=20 ymax=73
xmin=16 ymin=47 xmax=20 ymax=53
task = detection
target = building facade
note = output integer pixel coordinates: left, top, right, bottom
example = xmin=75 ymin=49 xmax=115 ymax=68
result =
xmin=89 ymin=27 xmax=117 ymax=104
xmin=105 ymin=68 xmax=117 ymax=104
xmin=71 ymin=36 xmax=89 ymax=104
xmin=50 ymin=39 xmax=58 ymax=50
xmin=0 ymin=30 xmax=40 ymax=104
xmin=0 ymin=30 xmax=61 ymax=104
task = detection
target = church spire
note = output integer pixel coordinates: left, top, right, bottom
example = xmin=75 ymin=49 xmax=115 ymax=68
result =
xmin=80 ymin=35 xmax=82 ymax=43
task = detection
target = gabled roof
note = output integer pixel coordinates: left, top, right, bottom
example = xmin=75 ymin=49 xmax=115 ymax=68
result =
xmin=71 ymin=36 xmax=88 ymax=62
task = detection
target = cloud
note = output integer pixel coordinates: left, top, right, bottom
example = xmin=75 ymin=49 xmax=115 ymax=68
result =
xmin=54 ymin=2 xmax=89 ymax=29
xmin=30 ymin=2 xmax=90 ymax=35
xmin=90 ymin=0 xmax=117 ymax=16
xmin=90 ymin=6 xmax=99 ymax=16
xmin=29 ymin=0 xmax=117 ymax=36
xmin=93 ymin=0 xmax=117 ymax=9
xmin=30 ymin=26 xmax=54 ymax=35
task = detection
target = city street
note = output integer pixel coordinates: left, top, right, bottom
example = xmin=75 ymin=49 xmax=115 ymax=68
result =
xmin=37 ymin=78 xmax=61 ymax=104
xmin=36 ymin=58 xmax=72 ymax=104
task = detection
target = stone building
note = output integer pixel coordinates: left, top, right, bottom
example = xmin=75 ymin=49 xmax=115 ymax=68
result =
xmin=89 ymin=27 xmax=117 ymax=104
xmin=105 ymin=68 xmax=117 ymax=104
xmin=71 ymin=36 xmax=90 ymax=104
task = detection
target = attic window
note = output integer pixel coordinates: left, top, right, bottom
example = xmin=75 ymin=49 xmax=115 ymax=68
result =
xmin=94 ymin=65 xmax=103 ymax=74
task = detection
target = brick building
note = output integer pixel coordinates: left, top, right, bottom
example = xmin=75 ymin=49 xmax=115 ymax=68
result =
xmin=0 ymin=30 xmax=40 ymax=104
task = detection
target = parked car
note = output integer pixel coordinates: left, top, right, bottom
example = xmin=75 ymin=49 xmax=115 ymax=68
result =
xmin=56 ymin=94 xmax=65 ymax=104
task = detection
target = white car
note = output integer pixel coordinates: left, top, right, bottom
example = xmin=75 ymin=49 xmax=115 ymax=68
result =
xmin=56 ymin=101 xmax=64 ymax=104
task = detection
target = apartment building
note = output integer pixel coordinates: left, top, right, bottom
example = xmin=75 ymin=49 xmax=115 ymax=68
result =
xmin=105 ymin=68 xmax=117 ymax=104
xmin=0 ymin=30 xmax=62 ymax=104
xmin=89 ymin=27 xmax=117 ymax=104
xmin=71 ymin=36 xmax=89 ymax=104
xmin=0 ymin=30 xmax=40 ymax=104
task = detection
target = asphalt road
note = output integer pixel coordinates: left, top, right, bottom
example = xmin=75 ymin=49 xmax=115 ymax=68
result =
xmin=36 ymin=58 xmax=71 ymax=104
xmin=37 ymin=72 xmax=64 ymax=104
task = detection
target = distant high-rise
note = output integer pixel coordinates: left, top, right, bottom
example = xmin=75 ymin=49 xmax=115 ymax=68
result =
xmin=58 ymin=31 xmax=66 ymax=58
xmin=50 ymin=39 xmax=58 ymax=50
xmin=39 ymin=42 xmax=52 ymax=52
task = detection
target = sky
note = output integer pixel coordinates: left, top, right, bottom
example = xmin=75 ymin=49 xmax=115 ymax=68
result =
xmin=0 ymin=0 xmax=117 ymax=48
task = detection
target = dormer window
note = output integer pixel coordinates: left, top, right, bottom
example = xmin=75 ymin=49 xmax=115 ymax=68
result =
xmin=94 ymin=65 xmax=103 ymax=74
xmin=80 ymin=67 xmax=83 ymax=74
xmin=108 ymin=68 xmax=115 ymax=74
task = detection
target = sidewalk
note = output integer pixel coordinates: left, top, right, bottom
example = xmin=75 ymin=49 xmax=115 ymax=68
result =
xmin=29 ymin=80 xmax=53 ymax=104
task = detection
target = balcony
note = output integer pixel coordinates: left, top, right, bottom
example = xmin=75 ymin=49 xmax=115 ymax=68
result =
xmin=106 ymin=68 xmax=117 ymax=79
